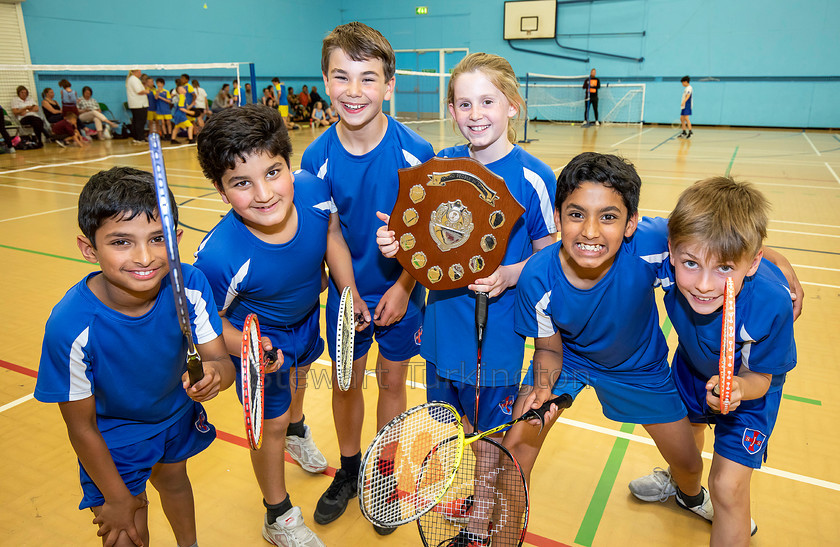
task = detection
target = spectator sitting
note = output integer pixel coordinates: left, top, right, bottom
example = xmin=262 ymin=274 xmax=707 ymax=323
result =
xmin=309 ymin=86 xmax=324 ymax=109
xmin=261 ymin=86 xmax=277 ymax=108
xmin=325 ymin=103 xmax=339 ymax=124
xmin=310 ymin=101 xmax=329 ymax=127
xmin=77 ymin=86 xmax=119 ymax=139
xmin=212 ymin=83 xmax=233 ymax=113
xmin=243 ymin=83 xmax=254 ymax=104
xmin=41 ymin=87 xmax=63 ymax=124
xmin=287 ymin=86 xmax=307 ymax=122
xmin=51 ymin=111 xmax=88 ymax=148
xmin=58 ymin=79 xmax=80 ymax=117
xmin=10 ymin=85 xmax=45 ymax=148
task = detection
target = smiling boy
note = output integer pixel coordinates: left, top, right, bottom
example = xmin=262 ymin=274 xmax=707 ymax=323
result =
xmin=630 ymin=177 xmax=796 ymax=545
xmin=300 ymin=22 xmax=435 ymax=534
xmin=194 ymin=104 xmax=364 ymax=546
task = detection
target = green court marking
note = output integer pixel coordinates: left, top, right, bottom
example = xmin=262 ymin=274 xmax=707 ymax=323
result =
xmin=575 ymin=422 xmax=636 ymax=546
xmin=525 ymin=343 xmax=534 ymax=349
xmin=0 ymin=243 xmax=88 ymax=264
xmin=661 ymin=316 xmax=673 ymax=339
xmin=725 ymin=146 xmax=739 ymax=176
xmin=783 ymin=394 xmax=822 ymax=406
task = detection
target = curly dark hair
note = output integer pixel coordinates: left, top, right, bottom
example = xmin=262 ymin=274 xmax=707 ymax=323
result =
xmin=555 ymin=152 xmax=641 ymax=217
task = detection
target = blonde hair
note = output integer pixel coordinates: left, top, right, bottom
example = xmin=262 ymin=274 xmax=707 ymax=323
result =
xmin=446 ymin=53 xmax=525 ymax=144
xmin=321 ymin=22 xmax=395 ymax=80
xmin=668 ymin=176 xmax=769 ymax=263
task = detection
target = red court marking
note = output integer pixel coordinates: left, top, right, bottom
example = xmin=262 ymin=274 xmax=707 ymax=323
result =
xmin=0 ymin=358 xmax=569 ymax=547
xmin=0 ymin=359 xmax=37 ymax=378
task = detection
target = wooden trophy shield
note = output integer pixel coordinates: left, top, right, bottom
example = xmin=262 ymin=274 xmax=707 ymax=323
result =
xmin=391 ymin=157 xmax=524 ymax=291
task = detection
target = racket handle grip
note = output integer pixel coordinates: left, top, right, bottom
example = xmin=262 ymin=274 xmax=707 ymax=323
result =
xmin=475 ymin=291 xmax=489 ymax=341
xmin=538 ymin=393 xmax=573 ymax=415
xmin=264 ymin=348 xmax=278 ymax=363
xmin=186 ymin=354 xmax=204 ymax=386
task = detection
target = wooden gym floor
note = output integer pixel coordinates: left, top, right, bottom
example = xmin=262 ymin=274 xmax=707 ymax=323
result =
xmin=1 ymin=121 xmax=838 ymax=546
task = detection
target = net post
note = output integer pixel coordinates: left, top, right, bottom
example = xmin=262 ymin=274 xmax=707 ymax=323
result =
xmin=439 ymin=49 xmax=446 ymax=120
xmin=249 ymin=63 xmax=257 ymax=104
xmin=518 ymin=72 xmax=536 ymax=143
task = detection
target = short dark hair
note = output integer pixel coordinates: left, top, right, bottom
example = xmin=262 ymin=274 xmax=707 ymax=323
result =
xmin=196 ymin=104 xmax=292 ymax=186
xmin=681 ymin=75 xmax=690 ymax=83
xmin=555 ymin=152 xmax=641 ymax=217
xmin=321 ymin=22 xmax=396 ymax=80
xmin=156 ymin=78 xmax=165 ymax=84
xmin=82 ymin=86 xmax=92 ymax=96
xmin=78 ymin=167 xmax=174 ymax=247
xmin=271 ymin=77 xmax=280 ymax=83
xmin=58 ymin=79 xmax=71 ymax=89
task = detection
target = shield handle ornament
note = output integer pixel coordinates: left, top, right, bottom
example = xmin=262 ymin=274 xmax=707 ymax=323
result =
xmin=391 ymin=157 xmax=525 ymax=291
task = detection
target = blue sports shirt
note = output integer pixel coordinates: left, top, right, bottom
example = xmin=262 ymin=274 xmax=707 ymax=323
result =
xmin=301 ymin=116 xmax=434 ymax=304
xmin=424 ymin=145 xmax=557 ymax=386
xmin=193 ymin=171 xmax=331 ymax=332
xmin=515 ymin=217 xmax=672 ymax=380
xmin=34 ymin=265 xmax=223 ymax=448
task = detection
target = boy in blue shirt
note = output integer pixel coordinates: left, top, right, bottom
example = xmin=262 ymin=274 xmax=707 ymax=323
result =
xmin=155 ymin=78 xmax=173 ymax=137
xmin=35 ymin=166 xmax=234 ymax=547
xmin=630 ymin=177 xmax=796 ymax=544
xmin=170 ymin=86 xmax=195 ymax=145
xmin=194 ymin=104 xmax=359 ymax=546
xmin=301 ymin=21 xmax=435 ymax=533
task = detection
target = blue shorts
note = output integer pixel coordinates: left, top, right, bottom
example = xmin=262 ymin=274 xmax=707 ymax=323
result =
xmin=426 ymin=361 xmax=519 ymax=432
xmin=325 ymin=291 xmax=424 ymax=362
xmin=522 ymin=360 xmax=687 ymax=424
xmin=681 ymin=106 xmax=692 ymax=116
xmin=78 ymin=403 xmax=214 ymax=509
xmin=673 ymin=355 xmax=781 ymax=469
xmin=258 ymin=307 xmax=324 ymax=371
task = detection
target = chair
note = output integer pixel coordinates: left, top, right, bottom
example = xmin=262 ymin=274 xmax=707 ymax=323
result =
xmin=99 ymin=102 xmax=118 ymax=123
xmin=2 ymin=106 xmax=21 ymax=138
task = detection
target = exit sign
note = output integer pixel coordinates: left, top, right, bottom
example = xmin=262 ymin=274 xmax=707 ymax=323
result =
xmin=416 ymin=6 xmax=428 ymax=15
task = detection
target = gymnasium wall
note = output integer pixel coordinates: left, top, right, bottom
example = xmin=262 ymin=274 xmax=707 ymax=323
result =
xmin=17 ymin=0 xmax=839 ymax=128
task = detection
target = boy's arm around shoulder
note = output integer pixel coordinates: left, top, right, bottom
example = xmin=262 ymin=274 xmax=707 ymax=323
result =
xmin=58 ymin=397 xmax=146 ymax=546
xmin=762 ymin=247 xmax=804 ymax=320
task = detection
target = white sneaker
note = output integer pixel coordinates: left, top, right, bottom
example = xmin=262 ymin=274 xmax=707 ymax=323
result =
xmin=676 ymin=486 xmax=714 ymax=521
xmin=55 ymin=140 xmax=66 ymax=148
xmin=285 ymin=425 xmax=328 ymax=473
xmin=263 ymin=506 xmax=325 ymax=547
xmin=629 ymin=467 xmax=676 ymax=502
xmin=595 ymin=120 xmax=600 ymax=126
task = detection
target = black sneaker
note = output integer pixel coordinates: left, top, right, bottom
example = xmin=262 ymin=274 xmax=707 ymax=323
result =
xmin=443 ymin=530 xmax=490 ymax=547
xmin=313 ymin=468 xmax=358 ymax=524
xmin=686 ymin=130 xmax=693 ymax=139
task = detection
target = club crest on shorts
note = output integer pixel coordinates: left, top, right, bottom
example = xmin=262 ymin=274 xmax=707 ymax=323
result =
xmin=498 ymin=395 xmax=514 ymax=416
xmin=194 ymin=409 xmax=211 ymax=433
xmin=742 ymin=428 xmax=766 ymax=454
xmin=414 ymin=326 xmax=422 ymax=345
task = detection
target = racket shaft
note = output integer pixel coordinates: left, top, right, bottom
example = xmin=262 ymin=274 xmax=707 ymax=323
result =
xmin=464 ymin=394 xmax=573 ymax=446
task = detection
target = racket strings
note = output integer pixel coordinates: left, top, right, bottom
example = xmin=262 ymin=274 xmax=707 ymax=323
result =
xmin=360 ymin=404 xmax=463 ymax=526
xmin=419 ymin=438 xmax=528 ymax=547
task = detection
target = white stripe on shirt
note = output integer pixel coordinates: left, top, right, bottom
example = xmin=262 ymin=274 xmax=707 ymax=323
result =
xmin=187 ymin=287 xmax=217 ymax=344
xmin=222 ymin=260 xmax=250 ymax=312
xmin=316 ymin=159 xmax=328 ymax=179
xmin=536 ymin=290 xmax=555 ymax=338
xmin=68 ymin=327 xmax=92 ymax=401
xmin=523 ymin=167 xmax=557 ymax=233
xmin=740 ymin=325 xmax=754 ymax=370
xmin=402 ymin=149 xmax=422 ymax=167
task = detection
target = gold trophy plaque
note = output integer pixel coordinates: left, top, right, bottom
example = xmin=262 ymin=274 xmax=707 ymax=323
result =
xmin=391 ymin=157 xmax=524 ymax=291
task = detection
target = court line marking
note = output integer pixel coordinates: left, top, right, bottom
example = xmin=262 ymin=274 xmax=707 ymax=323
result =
xmin=802 ymin=132 xmax=821 ymax=156
xmin=800 ymin=281 xmax=840 ymax=289
xmin=610 ymin=128 xmax=653 ymax=147
xmin=0 ymin=206 xmax=76 ymax=223
xmin=0 ymin=393 xmax=34 ymax=413
xmin=0 ymin=145 xmax=194 ymax=175
xmin=725 ymin=146 xmax=739 ymax=176
xmin=641 ymin=174 xmax=839 ymax=191
xmin=642 ymin=207 xmax=840 ymax=231
xmin=825 ymin=162 xmax=840 ymax=185
xmin=792 ymin=263 xmax=840 ymax=273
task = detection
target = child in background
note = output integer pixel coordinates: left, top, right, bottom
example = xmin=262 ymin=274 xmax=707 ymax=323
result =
xmin=155 ymin=78 xmax=173 ymax=137
xmin=34 ymin=166 xmax=234 ymax=547
xmin=146 ymin=76 xmax=160 ymax=136
xmin=51 ymin=111 xmax=88 ymax=148
xmin=310 ymin=101 xmax=329 ymax=127
xmin=170 ymin=86 xmax=195 ymax=145
xmin=58 ymin=79 xmax=80 ymax=117
xmin=324 ymin=104 xmax=339 ymax=124
xmin=376 ymin=52 xmax=557 ymax=547
xmin=679 ymin=76 xmax=693 ymax=138
xmin=301 ymin=21 xmax=434 ymax=534
xmin=194 ymin=104 xmax=345 ymax=547
xmin=630 ymin=177 xmax=796 ymax=544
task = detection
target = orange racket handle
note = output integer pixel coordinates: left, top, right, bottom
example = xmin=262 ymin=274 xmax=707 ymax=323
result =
xmin=718 ymin=277 xmax=735 ymax=414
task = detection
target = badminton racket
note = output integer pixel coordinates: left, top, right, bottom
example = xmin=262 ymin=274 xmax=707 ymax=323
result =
xmin=241 ymin=313 xmax=266 ymax=450
xmin=417 ymin=436 xmax=528 ymax=547
xmin=358 ymin=393 xmax=572 ymax=528
xmin=149 ymin=133 xmax=203 ymax=386
xmin=713 ymin=277 xmax=736 ymax=414
xmin=335 ymin=286 xmax=354 ymax=391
